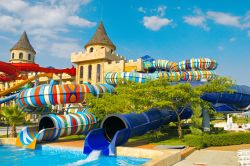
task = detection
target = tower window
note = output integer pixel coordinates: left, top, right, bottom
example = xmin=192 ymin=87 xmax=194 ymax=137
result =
xmin=12 ymin=53 xmax=14 ymax=59
xmin=89 ymin=47 xmax=94 ymax=53
xmin=80 ymin=66 xmax=84 ymax=79
xmin=28 ymin=54 xmax=31 ymax=60
xmin=19 ymin=52 xmax=23 ymax=59
xmin=96 ymin=64 xmax=101 ymax=83
xmin=88 ymin=65 xmax=92 ymax=80
xmin=111 ymin=49 xmax=113 ymax=53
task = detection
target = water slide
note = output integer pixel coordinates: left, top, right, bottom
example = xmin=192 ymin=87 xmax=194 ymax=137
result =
xmin=105 ymin=72 xmax=250 ymax=112
xmin=0 ymin=61 xmax=76 ymax=82
xmin=0 ymin=73 xmax=52 ymax=97
xmin=201 ymin=84 xmax=250 ymax=112
xmin=15 ymin=83 xmax=115 ymax=148
xmin=141 ymin=56 xmax=217 ymax=72
xmin=105 ymin=71 xmax=216 ymax=84
xmin=0 ymin=93 xmax=18 ymax=104
xmin=82 ymin=72 xmax=250 ymax=156
xmin=16 ymin=112 xmax=96 ymax=149
xmin=84 ymin=108 xmax=192 ymax=156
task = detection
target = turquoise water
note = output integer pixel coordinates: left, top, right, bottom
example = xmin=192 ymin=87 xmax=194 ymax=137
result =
xmin=0 ymin=145 xmax=150 ymax=166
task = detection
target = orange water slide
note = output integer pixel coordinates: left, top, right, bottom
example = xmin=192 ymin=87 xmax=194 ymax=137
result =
xmin=0 ymin=73 xmax=53 ymax=97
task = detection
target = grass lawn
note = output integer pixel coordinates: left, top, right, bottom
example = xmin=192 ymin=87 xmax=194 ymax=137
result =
xmin=59 ymin=135 xmax=85 ymax=141
xmin=128 ymin=125 xmax=188 ymax=146
xmin=154 ymin=137 xmax=186 ymax=146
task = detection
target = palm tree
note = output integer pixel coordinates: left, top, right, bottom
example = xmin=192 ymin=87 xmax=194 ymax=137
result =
xmin=1 ymin=106 xmax=25 ymax=137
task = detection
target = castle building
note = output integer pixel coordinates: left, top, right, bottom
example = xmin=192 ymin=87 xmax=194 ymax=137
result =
xmin=71 ymin=21 xmax=143 ymax=84
xmin=9 ymin=31 xmax=36 ymax=63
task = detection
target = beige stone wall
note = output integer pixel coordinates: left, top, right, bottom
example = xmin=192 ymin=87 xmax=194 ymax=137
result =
xmin=10 ymin=50 xmax=35 ymax=63
xmin=72 ymin=44 xmax=126 ymax=84
xmin=125 ymin=59 xmax=143 ymax=72
xmin=71 ymin=47 xmax=124 ymax=64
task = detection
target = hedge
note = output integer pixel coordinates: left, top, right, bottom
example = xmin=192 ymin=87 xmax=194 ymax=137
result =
xmin=184 ymin=132 xmax=250 ymax=149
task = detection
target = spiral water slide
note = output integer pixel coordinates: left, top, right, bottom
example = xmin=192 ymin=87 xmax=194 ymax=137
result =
xmin=141 ymin=57 xmax=217 ymax=72
xmin=15 ymin=83 xmax=115 ymax=149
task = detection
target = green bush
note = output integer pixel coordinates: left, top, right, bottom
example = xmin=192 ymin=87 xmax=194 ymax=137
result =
xmin=184 ymin=132 xmax=250 ymax=149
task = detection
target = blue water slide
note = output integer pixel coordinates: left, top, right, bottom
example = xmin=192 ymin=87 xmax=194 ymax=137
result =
xmin=185 ymin=81 xmax=250 ymax=112
xmin=0 ymin=94 xmax=17 ymax=104
xmin=201 ymin=85 xmax=250 ymax=111
xmin=83 ymin=108 xmax=192 ymax=156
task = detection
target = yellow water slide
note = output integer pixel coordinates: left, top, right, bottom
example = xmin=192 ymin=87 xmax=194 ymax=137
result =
xmin=0 ymin=73 xmax=53 ymax=97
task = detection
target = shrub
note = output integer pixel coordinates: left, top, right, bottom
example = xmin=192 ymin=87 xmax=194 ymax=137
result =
xmin=184 ymin=132 xmax=250 ymax=149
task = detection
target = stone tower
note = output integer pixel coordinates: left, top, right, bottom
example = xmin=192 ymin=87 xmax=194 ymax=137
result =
xmin=84 ymin=21 xmax=116 ymax=54
xmin=9 ymin=31 xmax=36 ymax=63
xmin=71 ymin=21 xmax=125 ymax=84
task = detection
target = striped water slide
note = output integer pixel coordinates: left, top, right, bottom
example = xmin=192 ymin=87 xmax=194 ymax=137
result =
xmin=15 ymin=83 xmax=114 ymax=149
xmin=105 ymin=70 xmax=216 ymax=85
xmin=143 ymin=58 xmax=217 ymax=72
xmin=16 ymin=112 xmax=97 ymax=149
xmin=16 ymin=83 xmax=115 ymax=112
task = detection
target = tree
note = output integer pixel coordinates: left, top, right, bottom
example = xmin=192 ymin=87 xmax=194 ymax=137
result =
xmin=86 ymin=76 xmax=233 ymax=139
xmin=190 ymin=76 xmax=234 ymax=133
xmin=1 ymin=106 xmax=25 ymax=137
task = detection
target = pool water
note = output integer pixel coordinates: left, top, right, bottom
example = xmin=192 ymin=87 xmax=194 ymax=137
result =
xmin=0 ymin=145 xmax=150 ymax=166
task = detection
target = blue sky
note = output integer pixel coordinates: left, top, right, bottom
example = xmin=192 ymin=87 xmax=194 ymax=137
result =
xmin=0 ymin=0 xmax=249 ymax=85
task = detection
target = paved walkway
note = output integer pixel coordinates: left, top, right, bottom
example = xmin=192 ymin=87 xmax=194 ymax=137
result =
xmin=174 ymin=150 xmax=238 ymax=166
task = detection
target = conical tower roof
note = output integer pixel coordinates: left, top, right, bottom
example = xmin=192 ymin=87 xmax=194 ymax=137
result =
xmin=84 ymin=21 xmax=116 ymax=50
xmin=10 ymin=31 xmax=36 ymax=54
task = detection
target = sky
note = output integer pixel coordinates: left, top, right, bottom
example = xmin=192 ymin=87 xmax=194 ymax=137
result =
xmin=0 ymin=0 xmax=249 ymax=85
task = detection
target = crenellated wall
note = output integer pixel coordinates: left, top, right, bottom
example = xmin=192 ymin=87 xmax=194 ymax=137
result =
xmin=124 ymin=59 xmax=143 ymax=72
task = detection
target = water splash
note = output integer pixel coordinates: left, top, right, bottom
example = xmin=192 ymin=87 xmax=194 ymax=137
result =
xmin=66 ymin=150 xmax=101 ymax=166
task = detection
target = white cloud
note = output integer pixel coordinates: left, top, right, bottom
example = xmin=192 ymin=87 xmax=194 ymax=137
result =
xmin=183 ymin=15 xmax=209 ymax=30
xmin=183 ymin=8 xmax=209 ymax=30
xmin=0 ymin=15 xmax=22 ymax=32
xmin=50 ymin=42 xmax=82 ymax=58
xmin=229 ymin=37 xmax=236 ymax=42
xmin=143 ymin=16 xmax=172 ymax=31
xmin=0 ymin=0 xmax=28 ymax=13
xmin=68 ymin=16 xmax=96 ymax=27
xmin=157 ymin=5 xmax=167 ymax=17
xmin=184 ymin=9 xmax=250 ymax=32
xmin=207 ymin=11 xmax=241 ymax=27
xmin=0 ymin=0 xmax=96 ymax=35
xmin=218 ymin=46 xmax=224 ymax=51
xmin=138 ymin=7 xmax=146 ymax=13
xmin=0 ymin=0 xmax=95 ymax=59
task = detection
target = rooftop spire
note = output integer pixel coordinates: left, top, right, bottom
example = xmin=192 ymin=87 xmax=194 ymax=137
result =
xmin=84 ymin=21 xmax=116 ymax=50
xmin=10 ymin=31 xmax=36 ymax=54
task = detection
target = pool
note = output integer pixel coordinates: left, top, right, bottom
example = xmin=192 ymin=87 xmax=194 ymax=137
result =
xmin=0 ymin=145 xmax=150 ymax=166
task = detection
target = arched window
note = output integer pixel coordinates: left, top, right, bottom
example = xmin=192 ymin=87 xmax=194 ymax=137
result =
xmin=88 ymin=65 xmax=92 ymax=80
xmin=89 ymin=47 xmax=94 ymax=53
xmin=96 ymin=64 xmax=101 ymax=83
xmin=28 ymin=54 xmax=31 ymax=60
xmin=111 ymin=49 xmax=113 ymax=53
xmin=80 ymin=66 xmax=83 ymax=78
xmin=19 ymin=52 xmax=23 ymax=59
xmin=12 ymin=53 xmax=14 ymax=59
